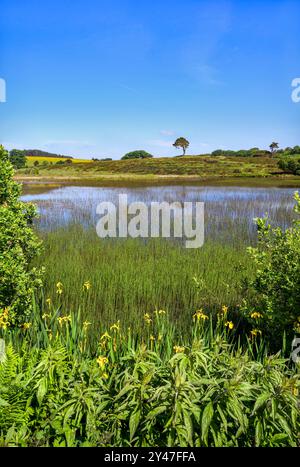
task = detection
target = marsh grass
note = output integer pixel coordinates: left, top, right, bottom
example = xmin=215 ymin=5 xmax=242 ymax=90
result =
xmin=34 ymin=226 xmax=253 ymax=336
xmin=26 ymin=184 xmax=296 ymax=336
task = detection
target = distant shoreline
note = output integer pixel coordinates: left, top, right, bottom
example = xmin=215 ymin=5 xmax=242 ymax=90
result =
xmin=16 ymin=174 xmax=300 ymax=190
xmin=15 ymin=155 xmax=300 ymax=190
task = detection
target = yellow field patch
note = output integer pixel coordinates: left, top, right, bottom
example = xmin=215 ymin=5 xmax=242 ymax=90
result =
xmin=26 ymin=156 xmax=92 ymax=166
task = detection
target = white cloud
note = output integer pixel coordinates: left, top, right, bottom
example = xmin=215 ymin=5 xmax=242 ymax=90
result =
xmin=160 ymin=130 xmax=175 ymax=136
xmin=148 ymin=139 xmax=174 ymax=148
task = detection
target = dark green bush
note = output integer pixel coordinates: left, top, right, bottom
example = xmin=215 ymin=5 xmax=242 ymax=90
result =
xmin=278 ymin=158 xmax=300 ymax=175
xmin=242 ymin=193 xmax=300 ymax=349
xmin=0 ymin=146 xmax=43 ymax=326
xmin=9 ymin=149 xmax=26 ymax=169
xmin=122 ymin=150 xmax=153 ymax=160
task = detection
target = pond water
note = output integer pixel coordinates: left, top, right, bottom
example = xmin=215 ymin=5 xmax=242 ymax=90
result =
xmin=22 ymin=184 xmax=297 ymax=245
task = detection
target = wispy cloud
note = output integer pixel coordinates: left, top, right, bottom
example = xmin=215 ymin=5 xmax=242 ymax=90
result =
xmin=148 ymin=139 xmax=173 ymax=148
xmin=180 ymin=0 xmax=232 ymax=85
xmin=193 ymin=64 xmax=225 ymax=86
xmin=160 ymin=129 xmax=175 ymax=137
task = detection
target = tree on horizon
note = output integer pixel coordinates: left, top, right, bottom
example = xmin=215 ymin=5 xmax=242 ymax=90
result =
xmin=173 ymin=137 xmax=190 ymax=156
xmin=269 ymin=142 xmax=279 ymax=155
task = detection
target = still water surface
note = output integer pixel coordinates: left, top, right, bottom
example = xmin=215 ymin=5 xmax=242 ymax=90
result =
xmin=22 ymin=185 xmax=297 ymax=244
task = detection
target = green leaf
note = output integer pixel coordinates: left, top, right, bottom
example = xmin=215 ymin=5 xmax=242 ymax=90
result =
xmin=252 ymin=393 xmax=270 ymax=415
xmin=129 ymin=408 xmax=141 ymax=441
xmin=146 ymin=405 xmax=167 ymax=421
xmin=255 ymin=420 xmax=263 ymax=446
xmin=270 ymin=433 xmax=289 ymax=445
xmin=201 ymin=402 xmax=214 ymax=443
xmin=37 ymin=377 xmax=48 ymax=405
xmin=115 ymin=384 xmax=135 ymax=400
xmin=183 ymin=411 xmax=193 ymax=446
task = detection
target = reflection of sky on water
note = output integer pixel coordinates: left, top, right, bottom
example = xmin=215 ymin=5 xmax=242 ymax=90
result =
xmin=21 ymin=185 xmax=297 ymax=245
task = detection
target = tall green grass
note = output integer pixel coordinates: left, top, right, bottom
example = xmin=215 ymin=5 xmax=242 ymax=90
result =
xmin=35 ymin=225 xmax=253 ymax=334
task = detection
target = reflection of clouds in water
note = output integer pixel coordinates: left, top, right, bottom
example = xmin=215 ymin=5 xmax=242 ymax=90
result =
xmin=21 ymin=185 xmax=297 ymax=245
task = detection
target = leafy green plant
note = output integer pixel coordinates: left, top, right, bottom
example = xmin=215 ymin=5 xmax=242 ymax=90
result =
xmin=0 ymin=305 xmax=299 ymax=447
xmin=9 ymin=149 xmax=27 ymax=169
xmin=242 ymin=192 xmax=300 ymax=349
xmin=278 ymin=157 xmax=300 ymax=175
xmin=0 ymin=145 xmax=43 ymax=327
xmin=122 ymin=151 xmax=153 ymax=160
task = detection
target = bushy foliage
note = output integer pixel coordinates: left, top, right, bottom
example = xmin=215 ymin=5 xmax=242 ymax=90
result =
xmin=0 ymin=305 xmax=299 ymax=447
xmin=0 ymin=146 xmax=43 ymax=326
xmin=9 ymin=149 xmax=27 ymax=169
xmin=55 ymin=159 xmax=73 ymax=165
xmin=242 ymin=192 xmax=300 ymax=349
xmin=211 ymin=148 xmax=271 ymax=158
xmin=278 ymin=157 xmax=300 ymax=175
xmin=173 ymin=137 xmax=190 ymax=156
xmin=277 ymin=146 xmax=300 ymax=156
xmin=122 ymin=150 xmax=153 ymax=160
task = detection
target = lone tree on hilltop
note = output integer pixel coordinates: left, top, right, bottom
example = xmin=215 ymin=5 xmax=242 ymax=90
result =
xmin=269 ymin=142 xmax=279 ymax=155
xmin=173 ymin=137 xmax=190 ymax=156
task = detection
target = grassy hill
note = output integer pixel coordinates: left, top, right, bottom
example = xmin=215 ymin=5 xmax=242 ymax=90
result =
xmin=16 ymin=155 xmax=300 ymax=186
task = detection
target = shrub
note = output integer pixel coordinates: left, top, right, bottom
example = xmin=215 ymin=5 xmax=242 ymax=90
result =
xmin=0 ymin=146 xmax=43 ymax=327
xmin=242 ymin=192 xmax=300 ymax=349
xmin=278 ymin=157 xmax=300 ymax=175
xmin=0 ymin=306 xmax=299 ymax=447
xmin=9 ymin=149 xmax=26 ymax=169
xmin=122 ymin=150 xmax=153 ymax=160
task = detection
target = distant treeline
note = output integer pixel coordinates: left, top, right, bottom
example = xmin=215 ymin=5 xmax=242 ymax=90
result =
xmin=22 ymin=149 xmax=73 ymax=159
xmin=209 ymin=146 xmax=300 ymax=157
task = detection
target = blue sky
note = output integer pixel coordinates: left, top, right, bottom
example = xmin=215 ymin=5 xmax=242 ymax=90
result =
xmin=0 ymin=0 xmax=299 ymax=159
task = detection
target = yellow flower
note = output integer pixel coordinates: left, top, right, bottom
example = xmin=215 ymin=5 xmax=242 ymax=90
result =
xmin=100 ymin=331 xmax=111 ymax=341
xmin=222 ymin=305 xmax=228 ymax=315
xmin=56 ymin=282 xmax=63 ymax=295
xmin=83 ymin=281 xmax=91 ymax=291
xmin=96 ymin=356 xmax=108 ymax=369
xmin=251 ymin=312 xmax=263 ymax=320
xmin=21 ymin=322 xmax=32 ymax=330
xmin=150 ymin=335 xmax=155 ymax=341
xmin=250 ymin=329 xmax=262 ymax=338
xmin=110 ymin=320 xmax=120 ymax=332
xmin=2 ymin=308 xmax=9 ymax=319
xmin=193 ymin=309 xmax=209 ymax=321
xmin=42 ymin=313 xmax=51 ymax=320
xmin=0 ymin=308 xmax=10 ymax=330
xmin=173 ymin=345 xmax=185 ymax=354
xmin=57 ymin=317 xmax=63 ymax=326
xmin=83 ymin=321 xmax=91 ymax=331
xmin=0 ymin=319 xmax=9 ymax=330
xmin=155 ymin=309 xmax=166 ymax=315
xmin=158 ymin=334 xmax=163 ymax=341
xmin=46 ymin=298 xmax=51 ymax=307
xmin=57 ymin=315 xmax=71 ymax=327
xmin=225 ymin=321 xmax=234 ymax=330
xmin=144 ymin=313 xmax=152 ymax=325
xmin=293 ymin=317 xmax=300 ymax=333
